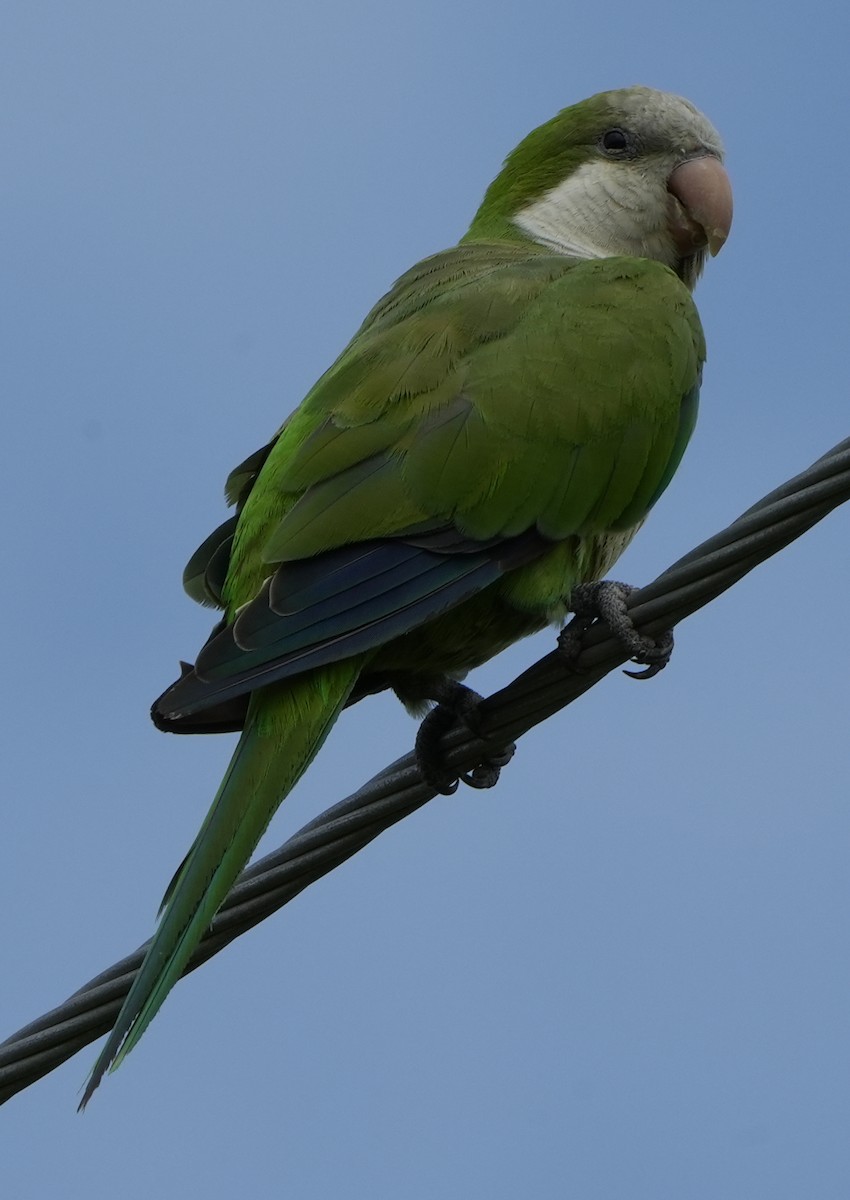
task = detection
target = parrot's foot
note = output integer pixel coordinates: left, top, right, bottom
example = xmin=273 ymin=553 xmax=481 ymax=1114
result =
xmin=560 ymin=581 xmax=674 ymax=680
xmin=414 ymin=679 xmax=515 ymax=795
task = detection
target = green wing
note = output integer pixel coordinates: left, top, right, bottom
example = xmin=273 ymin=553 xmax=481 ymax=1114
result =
xmin=155 ymin=243 xmax=703 ymax=725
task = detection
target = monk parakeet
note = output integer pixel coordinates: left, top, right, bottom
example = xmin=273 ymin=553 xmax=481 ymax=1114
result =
xmin=80 ymin=85 xmax=732 ymax=1105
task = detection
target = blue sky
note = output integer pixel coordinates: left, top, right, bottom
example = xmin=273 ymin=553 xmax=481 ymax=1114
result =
xmin=3 ymin=2 xmax=849 ymax=1197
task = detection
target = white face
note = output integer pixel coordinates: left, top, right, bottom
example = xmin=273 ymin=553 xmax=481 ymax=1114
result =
xmin=513 ymin=157 xmax=680 ymax=265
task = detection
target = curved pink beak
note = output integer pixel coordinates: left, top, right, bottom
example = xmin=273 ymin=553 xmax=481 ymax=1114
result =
xmin=667 ymin=155 xmax=733 ymax=257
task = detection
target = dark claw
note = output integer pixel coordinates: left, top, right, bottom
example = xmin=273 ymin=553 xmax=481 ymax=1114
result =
xmin=623 ymin=628 xmax=675 ymax=679
xmin=415 ymin=702 xmax=463 ymax=794
xmin=413 ymin=680 xmax=516 ymax=795
xmin=623 ymin=662 xmax=663 ymax=680
xmin=561 ymin=580 xmax=675 ymax=679
xmin=460 ymin=743 xmax=516 ymax=789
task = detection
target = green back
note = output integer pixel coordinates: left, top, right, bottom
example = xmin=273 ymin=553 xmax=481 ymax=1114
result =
xmin=220 ymin=243 xmax=704 ymax=613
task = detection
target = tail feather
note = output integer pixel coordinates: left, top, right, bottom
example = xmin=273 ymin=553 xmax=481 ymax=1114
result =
xmin=79 ymin=659 xmax=361 ymax=1109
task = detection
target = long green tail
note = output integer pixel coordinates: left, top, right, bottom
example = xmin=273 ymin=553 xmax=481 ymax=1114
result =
xmin=80 ymin=658 xmax=361 ymax=1108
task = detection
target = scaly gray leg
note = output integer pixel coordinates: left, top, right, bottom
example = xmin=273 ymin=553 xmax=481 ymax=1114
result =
xmin=410 ymin=678 xmax=516 ymax=795
xmin=560 ymin=580 xmax=674 ymax=680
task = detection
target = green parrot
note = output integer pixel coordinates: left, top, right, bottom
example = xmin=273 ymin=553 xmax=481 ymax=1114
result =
xmin=80 ymin=84 xmax=732 ymax=1105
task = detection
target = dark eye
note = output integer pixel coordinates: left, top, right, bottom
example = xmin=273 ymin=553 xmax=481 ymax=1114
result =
xmin=600 ymin=128 xmax=629 ymax=153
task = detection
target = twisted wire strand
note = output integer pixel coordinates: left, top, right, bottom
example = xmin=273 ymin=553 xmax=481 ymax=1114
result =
xmin=2 ymin=435 xmax=849 ymax=1104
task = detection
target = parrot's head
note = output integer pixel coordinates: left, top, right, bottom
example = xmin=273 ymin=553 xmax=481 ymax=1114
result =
xmin=465 ymin=85 xmax=732 ymax=289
